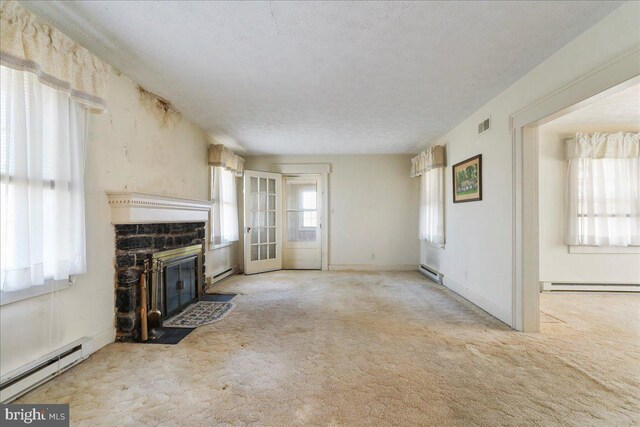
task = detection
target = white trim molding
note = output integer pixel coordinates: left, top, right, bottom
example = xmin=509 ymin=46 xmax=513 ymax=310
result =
xmin=329 ymin=264 xmax=418 ymax=271
xmin=568 ymin=245 xmax=640 ymax=254
xmin=106 ymin=191 xmax=212 ymax=224
xmin=510 ymin=46 xmax=640 ymax=332
xmin=443 ymin=277 xmax=512 ymax=326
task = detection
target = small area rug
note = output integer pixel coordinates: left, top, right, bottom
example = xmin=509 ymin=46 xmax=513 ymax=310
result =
xmin=163 ymin=301 xmax=235 ymax=328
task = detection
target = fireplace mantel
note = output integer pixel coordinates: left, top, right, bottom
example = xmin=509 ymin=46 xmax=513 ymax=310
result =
xmin=106 ymin=191 xmax=211 ymax=224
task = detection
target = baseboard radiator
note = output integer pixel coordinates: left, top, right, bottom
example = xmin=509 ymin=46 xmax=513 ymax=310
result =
xmin=0 ymin=337 xmax=92 ymax=403
xmin=541 ymin=282 xmax=640 ymax=292
xmin=419 ymin=264 xmax=443 ymax=285
xmin=206 ymin=265 xmax=237 ymax=287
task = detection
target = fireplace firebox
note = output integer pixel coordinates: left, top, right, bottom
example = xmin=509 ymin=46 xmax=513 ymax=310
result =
xmin=146 ymin=244 xmax=203 ymax=329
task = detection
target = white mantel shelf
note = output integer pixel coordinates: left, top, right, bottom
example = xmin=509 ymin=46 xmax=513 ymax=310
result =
xmin=106 ymin=191 xmax=211 ymax=224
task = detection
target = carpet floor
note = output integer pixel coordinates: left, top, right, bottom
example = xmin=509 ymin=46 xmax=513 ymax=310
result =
xmin=16 ymin=271 xmax=640 ymax=426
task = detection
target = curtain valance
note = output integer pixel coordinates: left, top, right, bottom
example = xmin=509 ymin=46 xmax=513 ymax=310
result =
xmin=208 ymin=144 xmax=245 ymax=177
xmin=565 ymin=132 xmax=639 ymax=160
xmin=411 ymin=145 xmax=446 ymax=177
xmin=0 ymin=0 xmax=110 ymax=112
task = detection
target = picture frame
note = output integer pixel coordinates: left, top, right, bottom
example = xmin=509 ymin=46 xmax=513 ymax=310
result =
xmin=452 ymin=154 xmax=482 ymax=203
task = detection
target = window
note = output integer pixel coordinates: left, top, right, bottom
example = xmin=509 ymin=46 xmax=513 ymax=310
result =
xmin=211 ymin=166 xmax=239 ymax=245
xmin=419 ymin=167 xmax=445 ymax=247
xmin=302 ymin=191 xmax=317 ymax=228
xmin=1 ymin=66 xmax=87 ymax=303
xmin=566 ymin=156 xmax=639 ymax=247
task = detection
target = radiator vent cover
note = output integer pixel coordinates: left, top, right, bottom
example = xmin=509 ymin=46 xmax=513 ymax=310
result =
xmin=478 ymin=117 xmax=491 ymax=135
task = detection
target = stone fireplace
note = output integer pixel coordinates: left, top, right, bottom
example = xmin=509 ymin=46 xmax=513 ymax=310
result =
xmin=107 ymin=192 xmax=212 ymax=341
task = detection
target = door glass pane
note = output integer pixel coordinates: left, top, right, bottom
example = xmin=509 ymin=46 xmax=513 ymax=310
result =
xmin=259 ymin=244 xmax=267 ymax=260
xmin=251 ymin=211 xmax=265 ymax=227
xmin=286 ymin=182 xmax=317 ymax=210
xmin=268 ymin=227 xmax=275 ymax=243
xmin=268 ymin=244 xmax=276 ymax=259
xmin=287 ymin=212 xmax=317 ymax=242
xmin=251 ymin=244 xmax=259 ymax=261
xmin=259 ymin=193 xmax=267 ymax=210
xmin=251 ymin=177 xmax=258 ymax=193
xmin=251 ymin=229 xmax=259 ymax=244
xmin=268 ymin=178 xmax=276 ymax=194
xmin=268 ymin=195 xmax=276 ymax=210
xmin=250 ymin=193 xmax=259 ymax=211
xmin=268 ymin=211 xmax=276 ymax=227
xmin=260 ymin=178 xmax=267 ymax=192
xmin=259 ymin=227 xmax=267 ymax=243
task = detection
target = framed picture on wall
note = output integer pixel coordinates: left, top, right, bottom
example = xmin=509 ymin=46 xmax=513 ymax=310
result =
xmin=452 ymin=154 xmax=482 ymax=203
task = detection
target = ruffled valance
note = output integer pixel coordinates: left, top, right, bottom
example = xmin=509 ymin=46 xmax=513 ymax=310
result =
xmin=0 ymin=0 xmax=110 ymax=112
xmin=565 ymin=132 xmax=639 ymax=160
xmin=208 ymin=144 xmax=245 ymax=177
xmin=410 ymin=145 xmax=446 ymax=177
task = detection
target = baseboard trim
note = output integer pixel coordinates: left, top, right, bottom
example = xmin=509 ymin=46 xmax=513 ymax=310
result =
xmin=442 ymin=277 xmax=512 ymax=326
xmin=328 ymin=264 xmax=418 ymax=271
xmin=541 ymin=281 xmax=640 ymax=292
xmin=89 ymin=327 xmax=116 ymax=355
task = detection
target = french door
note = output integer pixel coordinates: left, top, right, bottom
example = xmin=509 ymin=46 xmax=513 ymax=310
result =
xmin=243 ymin=170 xmax=282 ymax=274
xmin=282 ymin=175 xmax=322 ymax=269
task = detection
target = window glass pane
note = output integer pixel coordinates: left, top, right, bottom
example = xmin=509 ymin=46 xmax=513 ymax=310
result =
xmin=286 ymin=181 xmax=317 ymax=210
xmin=287 ymin=212 xmax=317 ymax=242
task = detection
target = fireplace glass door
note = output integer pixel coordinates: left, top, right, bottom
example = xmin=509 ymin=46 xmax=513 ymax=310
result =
xmin=163 ymin=256 xmax=197 ymax=318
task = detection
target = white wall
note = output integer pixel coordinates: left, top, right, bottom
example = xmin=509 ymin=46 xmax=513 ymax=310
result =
xmin=243 ymin=155 xmax=419 ymax=270
xmin=538 ymin=123 xmax=640 ymax=285
xmin=420 ymin=2 xmax=640 ymax=325
xmin=0 ymin=69 xmax=237 ymax=376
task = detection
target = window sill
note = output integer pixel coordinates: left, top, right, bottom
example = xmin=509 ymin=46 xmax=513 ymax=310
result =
xmin=0 ymin=278 xmax=74 ymax=306
xmin=568 ymin=245 xmax=640 ymax=254
xmin=423 ymin=241 xmax=445 ymax=249
xmin=209 ymin=241 xmax=236 ymax=251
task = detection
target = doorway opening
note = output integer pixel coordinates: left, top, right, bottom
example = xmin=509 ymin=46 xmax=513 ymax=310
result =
xmin=511 ymin=46 xmax=639 ymax=332
xmin=283 ymin=175 xmax=322 ymax=270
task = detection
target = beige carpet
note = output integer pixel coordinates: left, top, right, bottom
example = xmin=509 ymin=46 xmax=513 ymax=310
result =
xmin=17 ymin=271 xmax=640 ymax=426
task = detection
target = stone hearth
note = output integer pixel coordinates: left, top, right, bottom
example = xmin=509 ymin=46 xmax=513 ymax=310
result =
xmin=114 ymin=222 xmax=205 ymax=341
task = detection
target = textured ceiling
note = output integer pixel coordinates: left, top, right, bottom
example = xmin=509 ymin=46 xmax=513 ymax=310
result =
xmin=22 ymin=1 xmax=622 ymax=154
xmin=548 ymin=83 xmax=640 ymax=129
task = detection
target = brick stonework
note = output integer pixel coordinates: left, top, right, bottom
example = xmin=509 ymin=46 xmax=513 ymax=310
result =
xmin=114 ymin=222 xmax=206 ymax=341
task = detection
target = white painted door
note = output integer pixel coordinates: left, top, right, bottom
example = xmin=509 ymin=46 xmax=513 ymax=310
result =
xmin=244 ymin=170 xmax=282 ymax=274
xmin=282 ymin=175 xmax=322 ymax=269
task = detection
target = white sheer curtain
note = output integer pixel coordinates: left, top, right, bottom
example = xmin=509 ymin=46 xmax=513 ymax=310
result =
xmin=419 ymin=167 xmax=445 ymax=246
xmin=565 ymin=132 xmax=640 ymax=247
xmin=211 ymin=166 xmax=239 ymax=244
xmin=1 ymin=66 xmax=87 ymax=292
